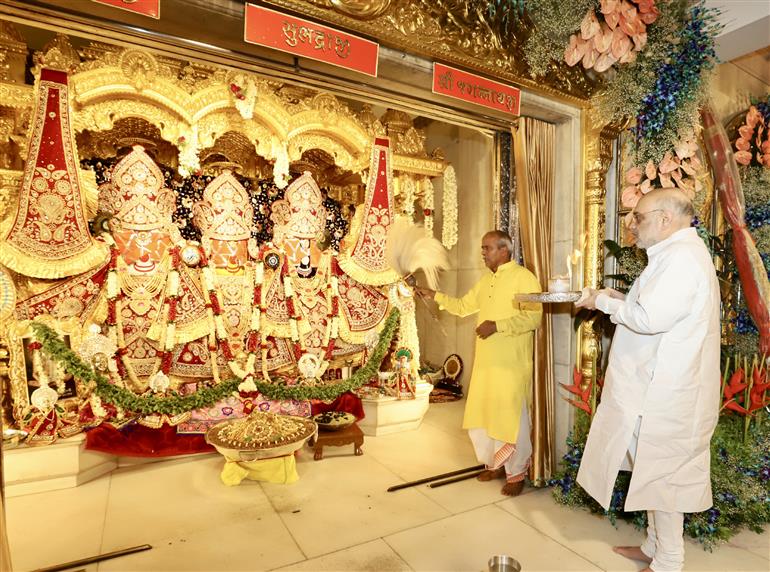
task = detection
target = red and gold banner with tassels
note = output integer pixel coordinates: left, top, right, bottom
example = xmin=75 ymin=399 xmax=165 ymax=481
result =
xmin=338 ymin=137 xmax=399 ymax=285
xmin=0 ymin=68 xmax=108 ymax=278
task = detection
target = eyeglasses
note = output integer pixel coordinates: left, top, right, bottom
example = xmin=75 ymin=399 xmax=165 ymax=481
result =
xmin=631 ymin=209 xmax=664 ymax=224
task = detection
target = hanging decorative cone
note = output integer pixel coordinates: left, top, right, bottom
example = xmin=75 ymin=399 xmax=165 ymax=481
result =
xmin=338 ymin=137 xmax=400 ymax=285
xmin=0 ymin=67 xmax=107 ymax=278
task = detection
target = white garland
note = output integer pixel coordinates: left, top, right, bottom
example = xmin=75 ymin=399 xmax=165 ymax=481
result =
xmin=401 ymin=175 xmax=416 ymax=220
xmin=441 ymin=165 xmax=458 ymax=250
xmin=177 ymin=126 xmax=201 ymax=177
xmin=421 ymin=177 xmax=434 ymax=237
xmin=232 ymin=75 xmax=257 ymax=120
xmin=272 ymin=141 xmax=290 ymax=189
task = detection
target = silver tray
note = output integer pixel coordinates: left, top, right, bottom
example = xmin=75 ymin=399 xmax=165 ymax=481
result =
xmin=515 ymin=291 xmax=582 ymax=303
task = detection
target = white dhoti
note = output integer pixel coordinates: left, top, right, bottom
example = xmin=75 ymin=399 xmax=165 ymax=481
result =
xmin=627 ymin=417 xmax=684 ymax=572
xmin=468 ymin=403 xmax=531 ymax=482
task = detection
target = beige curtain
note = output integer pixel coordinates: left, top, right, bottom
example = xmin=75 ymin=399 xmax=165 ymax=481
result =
xmin=513 ymin=118 xmax=556 ymax=486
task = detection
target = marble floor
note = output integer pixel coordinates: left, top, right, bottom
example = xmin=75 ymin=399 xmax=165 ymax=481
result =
xmin=5 ymin=400 xmax=769 ymax=572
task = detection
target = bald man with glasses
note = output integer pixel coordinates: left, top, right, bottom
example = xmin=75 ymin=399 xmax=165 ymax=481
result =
xmin=575 ymin=188 xmax=721 ymax=572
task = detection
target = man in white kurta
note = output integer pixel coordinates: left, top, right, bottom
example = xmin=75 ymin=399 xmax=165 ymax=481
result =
xmin=418 ymin=231 xmax=542 ymax=496
xmin=576 ymin=189 xmax=721 ymax=572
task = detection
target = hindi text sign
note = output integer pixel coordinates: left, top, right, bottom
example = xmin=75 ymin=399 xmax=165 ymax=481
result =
xmin=244 ymin=4 xmax=379 ymax=77
xmin=433 ymin=63 xmax=521 ymax=116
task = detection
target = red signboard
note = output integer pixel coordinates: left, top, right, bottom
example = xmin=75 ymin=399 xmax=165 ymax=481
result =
xmin=432 ymin=63 xmax=521 ymax=116
xmin=244 ymin=3 xmax=379 ymax=77
xmin=91 ymin=0 xmax=160 ymax=19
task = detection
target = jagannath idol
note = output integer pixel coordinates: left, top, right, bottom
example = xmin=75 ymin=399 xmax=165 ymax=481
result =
xmin=0 ymin=57 xmax=450 ymax=476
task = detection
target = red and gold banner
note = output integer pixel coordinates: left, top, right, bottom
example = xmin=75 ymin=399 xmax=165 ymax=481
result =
xmin=0 ymin=68 xmax=108 ymax=279
xmin=432 ymin=63 xmax=521 ymax=116
xmin=244 ymin=3 xmax=379 ymax=77
xmin=338 ymin=137 xmax=399 ymax=285
xmin=91 ymin=0 xmax=160 ymax=19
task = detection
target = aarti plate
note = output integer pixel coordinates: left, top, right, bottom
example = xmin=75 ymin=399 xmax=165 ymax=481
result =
xmin=514 ymin=291 xmax=582 ymax=303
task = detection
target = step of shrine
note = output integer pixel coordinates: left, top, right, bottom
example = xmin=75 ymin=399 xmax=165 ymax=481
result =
xmin=3 ymin=434 xmax=116 ymax=497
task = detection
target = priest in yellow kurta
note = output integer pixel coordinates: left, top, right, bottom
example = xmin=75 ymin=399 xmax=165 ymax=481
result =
xmin=418 ymin=230 xmax=542 ymax=495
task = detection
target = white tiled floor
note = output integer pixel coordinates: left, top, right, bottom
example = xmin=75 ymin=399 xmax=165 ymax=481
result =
xmin=5 ymin=400 xmax=769 ymax=571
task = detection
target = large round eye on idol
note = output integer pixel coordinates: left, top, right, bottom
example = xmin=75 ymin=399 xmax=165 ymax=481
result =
xmin=181 ymin=245 xmax=202 ymax=267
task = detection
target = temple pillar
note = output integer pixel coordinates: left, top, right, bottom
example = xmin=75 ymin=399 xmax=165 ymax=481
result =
xmin=578 ymin=105 xmax=621 ymax=381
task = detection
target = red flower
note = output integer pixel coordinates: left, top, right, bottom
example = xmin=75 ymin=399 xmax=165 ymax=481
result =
xmin=723 ymin=368 xmax=747 ymax=400
xmin=220 ymin=339 xmax=233 ymax=361
xmin=209 ymin=292 xmax=222 ymax=315
xmin=723 ymin=400 xmax=749 ymax=415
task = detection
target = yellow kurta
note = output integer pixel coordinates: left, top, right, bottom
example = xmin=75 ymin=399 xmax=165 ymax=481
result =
xmin=435 ymin=261 xmax=542 ymax=443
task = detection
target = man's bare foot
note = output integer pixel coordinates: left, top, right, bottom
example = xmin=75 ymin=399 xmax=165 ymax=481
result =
xmin=476 ymin=467 xmax=505 ymax=481
xmin=501 ymin=480 xmax=524 ymax=496
xmin=612 ymin=546 xmax=652 ymax=564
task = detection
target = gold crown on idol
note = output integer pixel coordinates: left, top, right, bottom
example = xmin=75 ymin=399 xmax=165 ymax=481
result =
xmin=192 ymin=170 xmax=254 ymax=242
xmin=285 ymin=171 xmax=326 ymax=239
xmin=98 ymin=145 xmax=176 ymax=231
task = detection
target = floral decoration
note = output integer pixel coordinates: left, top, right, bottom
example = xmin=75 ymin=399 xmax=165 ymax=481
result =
xmin=564 ymin=0 xmax=659 ymax=73
xmin=441 ymin=165 xmax=458 ymax=250
xmin=734 ymin=104 xmax=770 ymax=167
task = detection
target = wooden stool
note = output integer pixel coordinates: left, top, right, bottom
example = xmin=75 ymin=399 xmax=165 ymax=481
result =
xmin=312 ymin=422 xmax=364 ymax=460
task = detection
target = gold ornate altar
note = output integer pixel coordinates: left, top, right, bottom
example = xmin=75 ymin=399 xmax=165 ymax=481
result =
xmin=0 ymin=29 xmax=456 ymax=446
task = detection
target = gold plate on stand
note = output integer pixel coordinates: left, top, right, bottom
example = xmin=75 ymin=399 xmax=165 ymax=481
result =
xmin=514 ymin=292 xmax=582 ymax=303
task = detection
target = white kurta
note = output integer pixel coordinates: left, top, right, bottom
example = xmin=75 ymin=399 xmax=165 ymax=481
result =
xmin=577 ymin=227 xmax=721 ymax=513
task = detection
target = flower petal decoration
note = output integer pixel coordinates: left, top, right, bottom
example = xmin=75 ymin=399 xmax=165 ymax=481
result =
xmin=565 ymin=34 xmax=589 ymax=66
xmin=594 ymin=23 xmax=614 ymax=53
xmin=734 ymin=150 xmax=753 ymax=166
xmin=611 ymin=25 xmax=633 ymax=59
xmin=645 ymin=159 xmax=657 ymax=180
xmin=622 ymin=185 xmax=642 ymax=207
xmin=659 ymin=152 xmax=679 ymax=174
xmin=581 ymin=10 xmax=601 ymax=40
xmin=582 ymin=47 xmax=598 ymax=69
xmin=680 ymin=159 xmax=696 ymax=176
xmin=595 ymin=51 xmax=619 ymax=72
xmin=738 ymin=125 xmax=755 ymax=140
xmin=735 ymin=138 xmax=751 ymax=152
xmin=600 ymin=0 xmax=620 ymax=15
xmin=746 ymin=106 xmax=762 ymax=128
xmin=626 ymin=166 xmax=643 ymax=184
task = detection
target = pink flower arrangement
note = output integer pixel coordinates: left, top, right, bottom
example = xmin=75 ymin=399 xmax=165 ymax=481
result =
xmin=621 ymin=135 xmax=703 ymax=211
xmin=565 ymin=0 xmax=659 ymax=72
xmin=734 ymin=106 xmax=770 ymax=167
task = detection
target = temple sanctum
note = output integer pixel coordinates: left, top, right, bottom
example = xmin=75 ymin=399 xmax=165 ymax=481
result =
xmin=0 ymin=1 xmax=768 ymax=571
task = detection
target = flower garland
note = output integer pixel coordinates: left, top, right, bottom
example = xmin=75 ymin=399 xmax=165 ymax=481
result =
xmin=421 ymin=177 xmax=434 ymax=237
xmin=105 ymin=241 xmax=178 ymax=393
xmin=734 ymin=103 xmax=770 ymax=168
xmin=177 ymin=126 xmax=201 ymax=177
xmin=271 ymin=140 xmax=290 ymax=189
xmin=30 ymin=308 xmax=401 ymax=414
xmin=229 ymin=74 xmax=257 ymax=120
xmin=198 ymin=247 xmax=260 ymax=390
xmin=630 ymin=1 xmax=719 ymax=163
xmin=523 ymin=0 xmax=600 ymax=77
xmin=621 ymin=133 xmax=703 ymax=210
xmin=441 ymin=165 xmax=458 ymax=250
xmin=564 ymin=0 xmax=659 ymax=72
xmin=399 ymin=174 xmax=416 ymax=220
